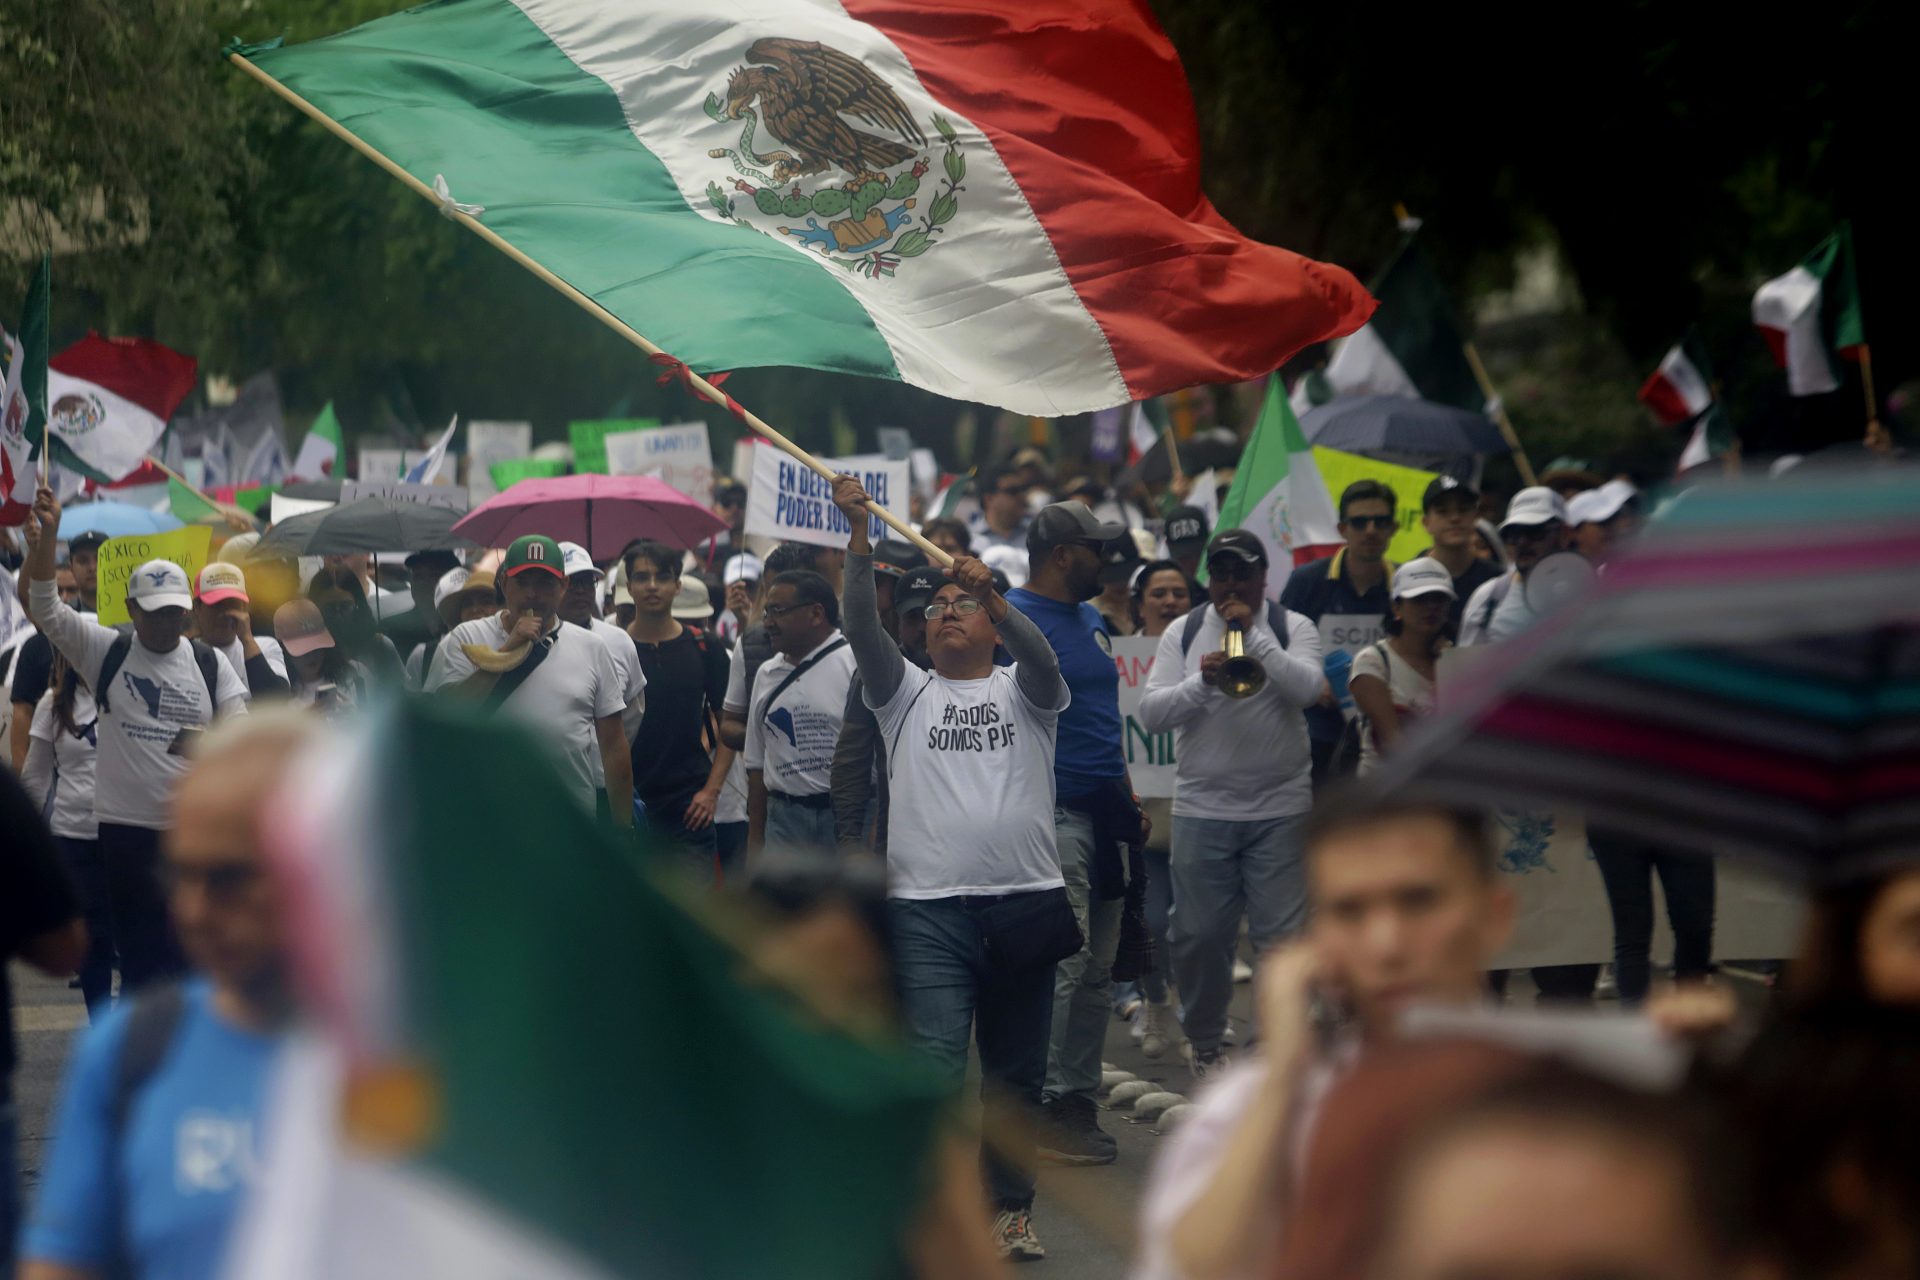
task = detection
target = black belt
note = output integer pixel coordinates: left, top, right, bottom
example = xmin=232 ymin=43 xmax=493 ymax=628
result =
xmin=770 ymin=789 xmax=834 ymax=811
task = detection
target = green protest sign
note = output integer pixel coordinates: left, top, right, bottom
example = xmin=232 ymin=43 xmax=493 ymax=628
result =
xmin=568 ymin=418 xmax=658 ymax=476
xmin=488 ymin=457 xmax=567 ymax=490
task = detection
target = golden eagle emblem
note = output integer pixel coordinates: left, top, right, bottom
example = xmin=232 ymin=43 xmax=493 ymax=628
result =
xmin=703 ymin=40 xmax=965 ymax=280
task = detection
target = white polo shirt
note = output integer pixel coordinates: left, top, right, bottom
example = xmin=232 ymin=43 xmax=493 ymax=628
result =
xmin=743 ymin=631 xmax=855 ymax=799
xmin=427 ymin=614 xmax=626 ymax=809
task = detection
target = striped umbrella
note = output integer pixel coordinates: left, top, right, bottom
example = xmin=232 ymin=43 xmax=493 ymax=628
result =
xmin=1374 ymin=465 xmax=1920 ymax=882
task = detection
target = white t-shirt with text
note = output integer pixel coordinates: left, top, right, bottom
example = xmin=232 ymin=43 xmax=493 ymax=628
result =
xmin=29 ymin=687 xmax=99 ymax=839
xmin=871 ymin=664 xmax=1065 ymax=899
xmin=743 ymin=632 xmax=856 ymax=798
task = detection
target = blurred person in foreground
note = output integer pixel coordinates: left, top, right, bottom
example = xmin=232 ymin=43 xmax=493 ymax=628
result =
xmin=834 ymin=473 xmax=1073 ymax=1262
xmin=1139 ymin=530 xmax=1322 ymax=1081
xmin=426 ymin=535 xmax=633 ymax=826
xmin=4 ymin=769 xmax=86 ymax=1280
xmin=21 ymin=710 xmax=316 ymax=1280
xmin=1367 ymin=1068 xmax=1766 ymax=1280
xmin=1137 ymin=791 xmax=1514 ymax=1280
xmin=19 ymin=487 xmax=250 ymax=991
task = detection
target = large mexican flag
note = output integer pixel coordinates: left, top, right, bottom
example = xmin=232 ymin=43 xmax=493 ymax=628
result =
xmin=235 ymin=0 xmax=1373 ymax=417
xmin=235 ymin=697 xmax=950 ymax=1278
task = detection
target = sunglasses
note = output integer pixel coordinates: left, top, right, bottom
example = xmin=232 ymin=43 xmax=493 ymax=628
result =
xmin=1343 ymin=515 xmax=1396 ymax=531
xmin=924 ymin=597 xmax=985 ymax=620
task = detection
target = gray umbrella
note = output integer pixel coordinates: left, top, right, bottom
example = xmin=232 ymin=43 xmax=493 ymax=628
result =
xmin=1299 ymin=394 xmax=1509 ymax=456
xmin=255 ymin=497 xmax=476 ymax=557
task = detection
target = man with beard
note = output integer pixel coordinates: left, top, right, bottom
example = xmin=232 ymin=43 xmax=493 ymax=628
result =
xmin=1008 ymin=503 xmax=1148 ymax=1167
xmin=1459 ymin=487 xmax=1569 ymax=645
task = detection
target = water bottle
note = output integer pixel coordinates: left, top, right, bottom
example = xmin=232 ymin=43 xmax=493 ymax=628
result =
xmin=1323 ymin=647 xmax=1356 ymax=717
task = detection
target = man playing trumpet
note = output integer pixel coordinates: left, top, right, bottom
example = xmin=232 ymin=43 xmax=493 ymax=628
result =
xmin=427 ymin=534 xmax=634 ymax=826
xmin=1137 ymin=529 xmax=1321 ymax=1082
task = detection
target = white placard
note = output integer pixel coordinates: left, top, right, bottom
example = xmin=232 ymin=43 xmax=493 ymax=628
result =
xmin=731 ymin=437 xmax=757 ymax=488
xmin=270 ymin=493 xmax=335 ymax=525
xmin=743 ymin=449 xmax=908 ymax=550
xmin=603 ymin=421 xmax=714 ymax=505
xmin=340 ymin=480 xmax=468 ymax=512
xmin=909 ymin=447 xmax=940 ymax=499
xmin=1111 ymin=634 xmax=1176 ymax=799
xmin=356 ymin=448 xmax=404 ymax=483
xmin=466 ymin=420 xmax=533 ymax=501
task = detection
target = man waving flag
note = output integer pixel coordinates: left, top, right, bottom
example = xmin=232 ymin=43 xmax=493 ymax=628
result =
xmin=231 ymin=0 xmax=1374 ymax=416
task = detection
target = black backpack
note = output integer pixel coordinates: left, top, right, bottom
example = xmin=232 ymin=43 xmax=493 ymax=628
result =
xmin=94 ymin=635 xmax=223 ymax=719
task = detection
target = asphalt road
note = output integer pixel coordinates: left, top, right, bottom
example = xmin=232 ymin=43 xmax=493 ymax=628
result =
xmin=8 ymin=964 xmax=1248 ymax=1277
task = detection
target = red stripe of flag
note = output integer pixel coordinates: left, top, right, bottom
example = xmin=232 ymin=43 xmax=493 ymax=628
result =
xmin=49 ymin=333 xmax=197 ymax=420
xmin=842 ymin=0 xmax=1375 ymax=400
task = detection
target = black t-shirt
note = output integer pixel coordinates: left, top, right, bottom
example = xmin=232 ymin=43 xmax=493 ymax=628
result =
xmin=2 ymin=765 xmax=80 ymax=1082
xmin=628 ymin=625 xmax=731 ymax=807
xmin=8 ymin=631 xmax=54 ymax=709
xmin=1447 ymin=557 xmax=1503 ymax=629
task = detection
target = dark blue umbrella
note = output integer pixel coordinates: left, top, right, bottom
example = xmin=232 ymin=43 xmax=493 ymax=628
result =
xmin=1299 ymin=394 xmax=1509 ymax=456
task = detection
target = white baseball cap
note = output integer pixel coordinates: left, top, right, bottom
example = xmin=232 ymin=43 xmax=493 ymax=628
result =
xmin=723 ymin=552 xmax=763 ymax=585
xmin=558 ymin=541 xmax=598 ymax=579
xmin=1567 ymin=479 xmax=1639 ymax=527
xmin=1391 ymin=557 xmax=1457 ymax=601
xmin=1499 ymin=486 xmax=1569 ymax=533
xmin=127 ymin=559 xmax=193 ymax=611
xmin=433 ymin=566 xmax=473 ymax=612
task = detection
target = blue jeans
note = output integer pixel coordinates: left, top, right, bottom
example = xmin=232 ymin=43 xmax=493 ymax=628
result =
xmin=889 ymin=894 xmax=1056 ymax=1211
xmin=57 ymin=837 xmax=116 ymax=1019
xmin=765 ymin=794 xmax=837 ymax=856
xmin=1044 ymin=808 xmax=1124 ymax=1104
xmin=1168 ymin=814 xmax=1308 ymax=1054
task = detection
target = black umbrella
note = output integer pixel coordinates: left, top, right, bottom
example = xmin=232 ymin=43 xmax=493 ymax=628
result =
xmin=1300 ymin=394 xmax=1508 ymax=456
xmin=256 ymin=497 xmax=475 ymax=557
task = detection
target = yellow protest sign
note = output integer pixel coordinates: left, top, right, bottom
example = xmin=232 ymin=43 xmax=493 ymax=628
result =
xmin=95 ymin=526 xmax=213 ymax=627
xmin=1309 ymin=447 xmax=1443 ymax=564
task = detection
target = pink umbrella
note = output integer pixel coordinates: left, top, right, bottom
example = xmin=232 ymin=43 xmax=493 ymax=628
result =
xmin=451 ymin=474 xmax=727 ymax=560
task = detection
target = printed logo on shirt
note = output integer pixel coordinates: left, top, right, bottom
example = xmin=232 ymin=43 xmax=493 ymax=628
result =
xmin=926 ymin=699 xmax=1019 ymax=752
xmin=768 ymin=706 xmax=797 ymax=747
xmin=1094 ymin=630 xmax=1113 ymax=657
xmin=118 ymin=670 xmax=209 ymax=747
xmin=175 ymin=1110 xmax=261 ymax=1194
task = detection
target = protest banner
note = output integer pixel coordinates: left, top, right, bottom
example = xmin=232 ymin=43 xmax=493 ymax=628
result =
xmin=488 ymin=457 xmax=567 ymax=491
xmin=1110 ymin=634 xmax=1176 ymax=798
xmin=341 ymin=480 xmax=469 ymax=511
xmin=570 ymin=418 xmax=657 ymax=476
xmin=96 ymin=525 xmax=212 ymax=626
xmin=743 ymin=449 xmax=908 ymax=551
xmin=270 ymin=492 xmax=333 ymax=525
xmin=465 ymin=420 xmax=532 ymax=500
xmin=357 ymin=447 xmax=405 ymax=484
xmin=603 ymin=421 xmax=714 ymax=505
xmin=1309 ymin=446 xmax=1441 ymax=563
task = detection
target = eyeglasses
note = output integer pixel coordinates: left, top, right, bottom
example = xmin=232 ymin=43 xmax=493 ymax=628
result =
xmin=923 ymin=597 xmax=985 ymax=620
xmin=762 ymin=600 xmax=820 ymax=618
xmin=1343 ymin=515 xmax=1396 ymax=531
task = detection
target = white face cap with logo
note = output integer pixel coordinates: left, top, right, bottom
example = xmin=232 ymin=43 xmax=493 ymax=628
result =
xmin=127 ymin=559 xmax=194 ymax=611
xmin=558 ymin=541 xmax=598 ymax=580
xmin=1391 ymin=557 xmax=1458 ymax=601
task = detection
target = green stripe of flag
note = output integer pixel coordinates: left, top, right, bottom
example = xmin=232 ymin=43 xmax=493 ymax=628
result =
xmin=247 ymin=0 xmax=899 ymax=383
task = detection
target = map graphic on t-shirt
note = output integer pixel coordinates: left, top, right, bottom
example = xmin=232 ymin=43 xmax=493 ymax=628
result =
xmin=768 ymin=705 xmax=797 ymax=747
xmin=125 ymin=671 xmax=165 ymax=718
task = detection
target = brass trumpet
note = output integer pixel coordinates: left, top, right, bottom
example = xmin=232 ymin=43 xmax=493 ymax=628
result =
xmin=1218 ymin=622 xmax=1267 ymax=699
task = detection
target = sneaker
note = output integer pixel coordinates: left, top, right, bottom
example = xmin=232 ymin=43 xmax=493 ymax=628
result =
xmin=1184 ymin=1041 xmax=1229 ymax=1083
xmin=1140 ymin=1000 xmax=1171 ymax=1059
xmin=993 ymin=1208 xmax=1046 ymax=1262
xmin=1232 ymin=957 xmax=1254 ymax=983
xmin=1036 ymin=1094 xmax=1118 ymax=1166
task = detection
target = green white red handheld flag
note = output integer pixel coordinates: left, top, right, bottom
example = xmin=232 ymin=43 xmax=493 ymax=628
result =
xmin=1 ymin=256 xmax=50 ymax=526
xmin=234 ymin=0 xmax=1374 ymax=416
xmin=1213 ymin=376 xmax=1341 ymax=570
xmin=1305 ymin=233 xmax=1485 ymax=414
xmin=291 ymin=402 xmax=345 ymax=480
xmin=45 ymin=334 xmax=198 ymax=483
xmin=1637 ymin=329 xmax=1715 ymax=427
xmin=1752 ymin=224 xmax=1865 ymax=397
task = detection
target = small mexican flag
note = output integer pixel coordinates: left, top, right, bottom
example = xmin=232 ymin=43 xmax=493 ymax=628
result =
xmin=1637 ymin=329 xmax=1716 ymax=427
xmin=290 ymin=401 xmax=344 ymax=480
xmin=1 ymin=254 xmax=50 ymax=526
xmin=46 ymin=334 xmax=199 ymax=482
xmin=1309 ymin=233 xmax=1486 ymax=414
xmin=1752 ymin=224 xmax=1866 ymax=397
xmin=1212 ymin=376 xmax=1341 ymax=573
xmin=234 ymin=697 xmax=949 ymax=1280
xmin=1677 ymin=403 xmax=1737 ymax=473
xmin=167 ymin=476 xmax=222 ymax=523
xmin=929 ymin=468 xmax=973 ymax=519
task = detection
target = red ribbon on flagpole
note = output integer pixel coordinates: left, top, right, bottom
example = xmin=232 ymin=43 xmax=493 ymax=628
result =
xmin=649 ymin=353 xmax=747 ymax=422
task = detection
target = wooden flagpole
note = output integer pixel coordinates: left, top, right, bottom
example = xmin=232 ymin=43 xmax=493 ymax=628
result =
xmin=1859 ymin=343 xmax=1883 ymax=438
xmin=142 ymin=453 xmax=257 ymax=531
xmin=1461 ymin=342 xmax=1538 ymax=487
xmin=227 ymin=52 xmax=954 ymax=568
